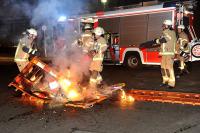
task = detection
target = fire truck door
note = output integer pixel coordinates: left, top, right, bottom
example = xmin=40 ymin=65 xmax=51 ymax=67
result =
xmin=146 ymin=47 xmax=161 ymax=63
xmin=104 ymin=33 xmax=120 ymax=62
xmin=110 ymin=34 xmax=120 ymax=61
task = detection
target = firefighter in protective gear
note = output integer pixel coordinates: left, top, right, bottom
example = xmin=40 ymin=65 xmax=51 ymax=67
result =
xmin=89 ymin=27 xmax=108 ymax=89
xmin=14 ymin=28 xmax=38 ymax=72
xmin=77 ymin=24 xmax=94 ymax=86
xmin=176 ymin=25 xmax=190 ymax=76
xmin=155 ymin=20 xmax=177 ymax=88
xmin=79 ymin=24 xmax=94 ymax=54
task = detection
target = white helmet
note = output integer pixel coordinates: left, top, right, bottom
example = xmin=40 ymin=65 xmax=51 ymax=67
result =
xmin=84 ymin=24 xmax=92 ymax=30
xmin=27 ymin=28 xmax=37 ymax=36
xmin=178 ymin=25 xmax=185 ymax=29
xmin=94 ymin=27 xmax=105 ymax=36
xmin=163 ymin=20 xmax=172 ymax=26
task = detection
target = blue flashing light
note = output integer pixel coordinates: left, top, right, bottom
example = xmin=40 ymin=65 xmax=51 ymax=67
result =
xmin=58 ymin=16 xmax=67 ymax=22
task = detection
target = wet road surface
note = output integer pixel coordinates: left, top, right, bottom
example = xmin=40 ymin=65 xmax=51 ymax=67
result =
xmin=0 ymin=62 xmax=200 ymax=133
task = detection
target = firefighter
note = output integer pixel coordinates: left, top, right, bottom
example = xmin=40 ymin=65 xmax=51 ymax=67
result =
xmin=14 ymin=28 xmax=38 ymax=72
xmin=77 ymin=24 xmax=95 ymax=86
xmin=155 ymin=20 xmax=177 ymax=88
xmin=176 ymin=25 xmax=190 ymax=77
xmin=89 ymin=27 xmax=108 ymax=89
xmin=79 ymin=24 xmax=94 ymax=53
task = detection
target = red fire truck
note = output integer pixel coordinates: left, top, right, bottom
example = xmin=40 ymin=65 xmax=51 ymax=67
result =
xmin=78 ymin=1 xmax=200 ymax=69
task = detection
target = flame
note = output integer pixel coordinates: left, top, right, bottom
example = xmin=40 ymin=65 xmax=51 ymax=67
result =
xmin=121 ymin=90 xmax=126 ymax=100
xmin=127 ymin=95 xmax=135 ymax=102
xmin=58 ymin=78 xmax=82 ymax=101
xmin=59 ymin=79 xmax=72 ymax=92
xmin=120 ymin=90 xmax=135 ymax=103
xmin=67 ymin=90 xmax=80 ymax=101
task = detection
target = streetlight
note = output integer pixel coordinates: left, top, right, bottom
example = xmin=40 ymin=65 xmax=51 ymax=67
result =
xmin=101 ymin=0 xmax=108 ymax=10
xmin=101 ymin=0 xmax=107 ymax=4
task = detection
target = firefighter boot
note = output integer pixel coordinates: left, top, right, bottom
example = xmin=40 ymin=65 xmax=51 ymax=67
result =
xmin=166 ymin=85 xmax=174 ymax=89
xmin=176 ymin=69 xmax=183 ymax=78
xmin=183 ymin=66 xmax=190 ymax=74
xmin=159 ymin=83 xmax=168 ymax=87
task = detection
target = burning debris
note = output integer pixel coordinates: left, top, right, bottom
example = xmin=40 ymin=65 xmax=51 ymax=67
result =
xmin=7 ymin=0 xmax=134 ymax=109
xmin=9 ymin=57 xmax=200 ymax=108
xmin=9 ymin=57 xmax=129 ymax=109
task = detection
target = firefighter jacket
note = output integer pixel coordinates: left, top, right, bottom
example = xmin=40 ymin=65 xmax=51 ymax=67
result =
xmin=89 ymin=37 xmax=108 ymax=72
xmin=92 ymin=37 xmax=108 ymax=61
xmin=177 ymin=31 xmax=189 ymax=53
xmin=80 ymin=31 xmax=93 ymax=54
xmin=159 ymin=29 xmax=177 ymax=56
xmin=14 ymin=35 xmax=36 ymax=62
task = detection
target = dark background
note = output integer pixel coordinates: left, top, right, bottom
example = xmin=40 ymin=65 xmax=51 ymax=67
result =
xmin=0 ymin=0 xmax=199 ymax=46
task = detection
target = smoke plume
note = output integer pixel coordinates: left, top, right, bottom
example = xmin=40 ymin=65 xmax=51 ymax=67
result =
xmin=30 ymin=0 xmax=91 ymax=82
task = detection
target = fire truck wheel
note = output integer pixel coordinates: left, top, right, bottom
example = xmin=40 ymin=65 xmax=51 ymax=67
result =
xmin=125 ymin=54 xmax=141 ymax=69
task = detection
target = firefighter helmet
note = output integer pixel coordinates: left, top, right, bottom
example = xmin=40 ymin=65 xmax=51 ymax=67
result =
xmin=94 ymin=27 xmax=105 ymax=36
xmin=84 ymin=24 xmax=92 ymax=30
xmin=27 ymin=28 xmax=37 ymax=36
xmin=178 ymin=25 xmax=185 ymax=29
xmin=163 ymin=20 xmax=172 ymax=26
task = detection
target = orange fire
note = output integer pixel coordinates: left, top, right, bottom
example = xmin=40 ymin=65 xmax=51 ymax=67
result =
xmin=67 ymin=90 xmax=80 ymax=100
xmin=59 ymin=79 xmax=72 ymax=92
xmin=120 ymin=90 xmax=135 ymax=103
xmin=58 ymin=78 xmax=83 ymax=101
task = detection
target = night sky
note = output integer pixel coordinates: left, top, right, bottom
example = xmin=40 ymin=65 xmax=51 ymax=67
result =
xmin=0 ymin=0 xmax=199 ymax=43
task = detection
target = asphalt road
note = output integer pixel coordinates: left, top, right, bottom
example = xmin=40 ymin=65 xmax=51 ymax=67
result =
xmin=0 ymin=62 xmax=200 ymax=133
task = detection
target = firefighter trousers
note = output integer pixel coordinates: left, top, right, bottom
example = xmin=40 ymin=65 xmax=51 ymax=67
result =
xmin=161 ymin=55 xmax=175 ymax=87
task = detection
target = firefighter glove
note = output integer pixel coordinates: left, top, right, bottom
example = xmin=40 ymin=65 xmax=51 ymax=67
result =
xmin=159 ymin=38 xmax=167 ymax=43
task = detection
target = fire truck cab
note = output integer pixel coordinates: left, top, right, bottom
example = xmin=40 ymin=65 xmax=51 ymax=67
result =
xmin=79 ymin=2 xmax=200 ymax=69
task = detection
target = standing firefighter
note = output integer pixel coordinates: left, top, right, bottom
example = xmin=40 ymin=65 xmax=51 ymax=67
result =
xmin=89 ymin=27 xmax=108 ymax=89
xmin=176 ymin=25 xmax=190 ymax=76
xmin=14 ymin=28 xmax=38 ymax=72
xmin=79 ymin=24 xmax=94 ymax=53
xmin=155 ymin=20 xmax=177 ymax=88
xmin=78 ymin=24 xmax=94 ymax=85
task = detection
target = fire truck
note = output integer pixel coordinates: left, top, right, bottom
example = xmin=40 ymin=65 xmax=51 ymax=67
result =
xmin=78 ymin=1 xmax=200 ymax=69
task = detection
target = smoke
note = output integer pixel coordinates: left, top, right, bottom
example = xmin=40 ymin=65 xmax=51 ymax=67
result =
xmin=30 ymin=0 xmax=91 ymax=82
xmin=2 ymin=0 xmax=96 ymax=96
xmin=31 ymin=0 xmax=88 ymax=26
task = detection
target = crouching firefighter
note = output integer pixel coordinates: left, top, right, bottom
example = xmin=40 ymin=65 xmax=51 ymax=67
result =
xmin=176 ymin=25 xmax=190 ymax=76
xmin=154 ymin=20 xmax=177 ymax=88
xmin=89 ymin=27 xmax=108 ymax=89
xmin=14 ymin=28 xmax=38 ymax=72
